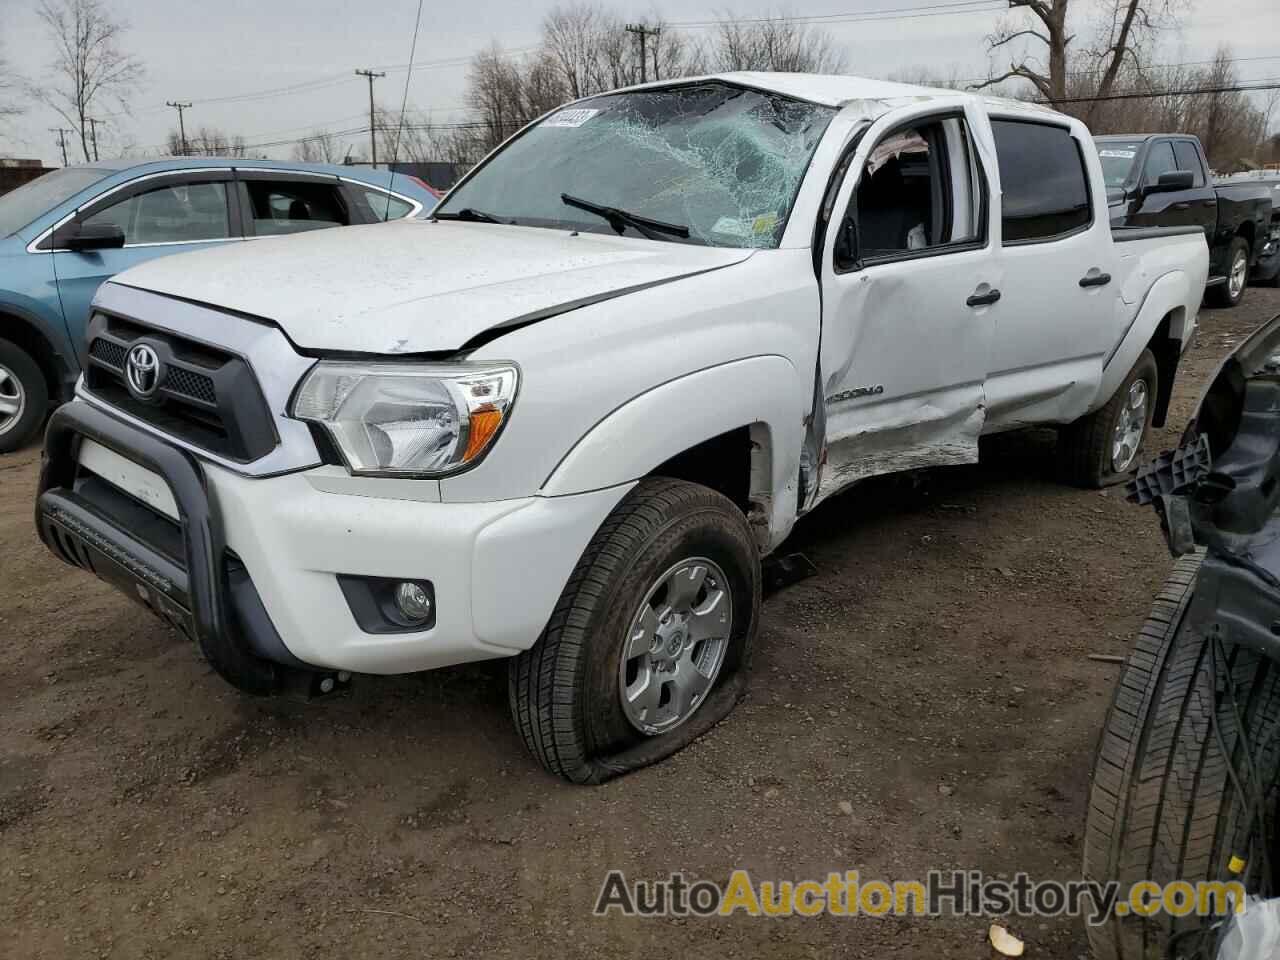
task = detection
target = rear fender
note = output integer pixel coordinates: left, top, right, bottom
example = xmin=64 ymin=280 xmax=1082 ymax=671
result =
xmin=1096 ymin=270 xmax=1194 ymax=411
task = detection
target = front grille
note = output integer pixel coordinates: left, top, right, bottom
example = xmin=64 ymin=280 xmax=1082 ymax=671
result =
xmin=84 ymin=312 xmax=278 ymax=463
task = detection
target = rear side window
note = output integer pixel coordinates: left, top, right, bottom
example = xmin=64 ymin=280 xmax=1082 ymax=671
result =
xmin=360 ymin=189 xmax=415 ymax=221
xmin=243 ymin=179 xmax=350 ymax=236
xmin=991 ymin=120 xmax=1091 ymax=243
xmin=1172 ymin=141 xmax=1206 ymax=187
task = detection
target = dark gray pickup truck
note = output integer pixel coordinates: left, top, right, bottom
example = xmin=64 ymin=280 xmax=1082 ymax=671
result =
xmin=1096 ymin=134 xmax=1274 ymax=307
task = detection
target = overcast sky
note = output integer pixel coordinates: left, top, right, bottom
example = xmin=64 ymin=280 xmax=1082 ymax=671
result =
xmin=1 ymin=0 xmax=1276 ymax=166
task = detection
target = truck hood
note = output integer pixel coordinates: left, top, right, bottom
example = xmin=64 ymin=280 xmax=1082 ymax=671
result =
xmin=109 ymin=219 xmax=753 ymax=354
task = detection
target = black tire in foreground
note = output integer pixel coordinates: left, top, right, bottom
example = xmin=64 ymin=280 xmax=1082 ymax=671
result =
xmin=1207 ymin=236 xmax=1250 ymax=308
xmin=1084 ymin=553 xmax=1280 ymax=959
xmin=0 ymin=338 xmax=49 ymax=454
xmin=509 ymin=477 xmax=761 ymax=783
xmin=1059 ymin=349 xmax=1158 ymax=489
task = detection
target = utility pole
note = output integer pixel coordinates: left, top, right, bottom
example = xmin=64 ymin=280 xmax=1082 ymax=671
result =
xmin=86 ymin=118 xmax=103 ymax=162
xmin=624 ymin=23 xmax=662 ymax=83
xmin=355 ymin=69 xmax=386 ymax=167
xmin=166 ymin=101 xmax=192 ymax=155
xmin=49 ymin=128 xmax=71 ymax=166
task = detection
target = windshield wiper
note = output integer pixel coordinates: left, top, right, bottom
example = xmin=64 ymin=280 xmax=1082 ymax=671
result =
xmin=433 ymin=208 xmax=510 ymax=225
xmin=560 ymin=193 xmax=690 ymax=241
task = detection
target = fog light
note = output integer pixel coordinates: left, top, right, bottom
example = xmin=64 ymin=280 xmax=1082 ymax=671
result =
xmin=395 ymin=581 xmax=433 ymax=622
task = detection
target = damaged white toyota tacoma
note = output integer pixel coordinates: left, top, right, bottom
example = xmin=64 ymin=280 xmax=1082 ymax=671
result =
xmin=36 ymin=74 xmax=1208 ymax=782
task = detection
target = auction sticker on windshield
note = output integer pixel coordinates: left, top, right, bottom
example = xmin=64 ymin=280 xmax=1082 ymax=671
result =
xmin=1098 ymin=149 xmax=1136 ymax=158
xmin=544 ymin=108 xmax=600 ymax=128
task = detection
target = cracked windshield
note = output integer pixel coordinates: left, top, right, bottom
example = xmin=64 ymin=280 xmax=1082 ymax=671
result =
xmin=436 ymin=81 xmax=835 ymax=247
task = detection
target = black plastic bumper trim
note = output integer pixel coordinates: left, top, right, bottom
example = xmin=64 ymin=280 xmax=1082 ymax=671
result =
xmin=36 ymin=403 xmax=280 ymax=695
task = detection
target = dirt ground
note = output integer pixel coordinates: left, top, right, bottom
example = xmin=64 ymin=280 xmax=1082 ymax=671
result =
xmin=2 ymin=289 xmax=1278 ymax=960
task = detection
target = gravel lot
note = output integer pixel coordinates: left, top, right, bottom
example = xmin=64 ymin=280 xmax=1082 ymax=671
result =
xmin=2 ymin=288 xmax=1278 ymax=960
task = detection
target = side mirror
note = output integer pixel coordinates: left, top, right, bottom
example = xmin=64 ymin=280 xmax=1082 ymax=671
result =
xmin=1143 ymin=170 xmax=1194 ymax=196
xmin=53 ymin=221 xmax=126 ymax=251
xmin=833 ymin=214 xmax=859 ymax=270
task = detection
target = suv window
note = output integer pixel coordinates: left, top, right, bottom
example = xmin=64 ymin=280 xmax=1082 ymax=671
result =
xmin=850 ymin=115 xmax=984 ymax=261
xmin=244 ymin=179 xmax=349 ymax=236
xmin=82 ymin=181 xmax=231 ymax=245
xmin=1172 ymin=141 xmax=1206 ymax=187
xmin=991 ymin=120 xmax=1091 ymax=243
xmin=1142 ymin=141 xmax=1179 ymax=184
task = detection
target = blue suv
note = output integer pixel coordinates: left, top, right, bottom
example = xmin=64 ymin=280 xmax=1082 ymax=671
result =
xmin=0 ymin=158 xmax=436 ymax=451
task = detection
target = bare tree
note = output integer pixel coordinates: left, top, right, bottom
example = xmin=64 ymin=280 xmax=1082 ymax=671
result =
xmin=166 ymin=126 xmax=245 ymax=158
xmin=293 ymin=129 xmax=340 ymax=164
xmin=977 ymin=0 xmax=1073 ymax=104
xmin=0 ymin=42 xmax=25 ymax=127
xmin=33 ymin=0 xmax=145 ymax=163
xmin=977 ymin=0 xmax=1179 ymax=111
xmin=706 ymin=12 xmax=848 ymax=73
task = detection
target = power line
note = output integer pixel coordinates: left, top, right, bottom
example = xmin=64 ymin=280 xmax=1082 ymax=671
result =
xmin=354 ymin=69 xmax=387 ymax=167
xmin=625 ymin=23 xmax=663 ymax=83
xmin=165 ymin=101 xmax=192 ymax=155
xmin=1037 ymin=78 xmax=1280 ymax=105
xmin=49 ymin=128 xmax=71 ymax=166
xmin=670 ymin=0 xmax=1004 ymax=27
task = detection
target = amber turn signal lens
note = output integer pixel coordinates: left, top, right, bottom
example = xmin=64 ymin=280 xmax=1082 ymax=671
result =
xmin=463 ymin=407 xmax=503 ymax=461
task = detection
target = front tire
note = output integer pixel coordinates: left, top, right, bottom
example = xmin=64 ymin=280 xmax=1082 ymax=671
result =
xmin=0 ymin=339 xmax=49 ymax=454
xmin=508 ymin=478 xmax=761 ymax=783
xmin=1208 ymin=237 xmax=1250 ymax=308
xmin=1059 ymin=349 xmax=1158 ymax=488
xmin=1084 ymin=554 xmax=1280 ymax=958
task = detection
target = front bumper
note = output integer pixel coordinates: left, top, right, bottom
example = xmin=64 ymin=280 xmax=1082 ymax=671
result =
xmin=36 ymin=401 xmax=631 ymax=689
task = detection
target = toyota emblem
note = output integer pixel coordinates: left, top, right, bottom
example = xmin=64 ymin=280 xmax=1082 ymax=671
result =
xmin=125 ymin=343 xmax=162 ymax=399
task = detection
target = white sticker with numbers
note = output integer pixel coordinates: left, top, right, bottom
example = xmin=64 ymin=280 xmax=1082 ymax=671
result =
xmin=543 ymin=108 xmax=600 ymax=128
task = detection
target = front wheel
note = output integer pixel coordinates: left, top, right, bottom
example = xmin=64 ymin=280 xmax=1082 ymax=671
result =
xmin=508 ymin=478 xmax=761 ymax=783
xmin=1058 ymin=349 xmax=1158 ymax=488
xmin=0 ymin=339 xmax=49 ymax=454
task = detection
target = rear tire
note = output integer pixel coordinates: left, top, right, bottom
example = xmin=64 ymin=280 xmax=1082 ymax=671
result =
xmin=0 ymin=339 xmax=49 ymax=454
xmin=1058 ymin=349 xmax=1158 ymax=488
xmin=1084 ymin=553 xmax=1280 ymax=959
xmin=1207 ymin=237 xmax=1250 ymax=308
xmin=508 ymin=478 xmax=761 ymax=783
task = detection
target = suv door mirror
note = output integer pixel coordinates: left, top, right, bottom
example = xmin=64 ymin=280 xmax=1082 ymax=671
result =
xmin=53 ymin=221 xmax=126 ymax=251
xmin=833 ymin=214 xmax=859 ymax=271
xmin=1143 ymin=170 xmax=1194 ymax=196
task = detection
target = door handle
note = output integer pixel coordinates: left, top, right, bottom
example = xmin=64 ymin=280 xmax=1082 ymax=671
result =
xmin=1172 ymin=202 xmax=1190 ymax=210
xmin=1203 ymin=199 xmax=1218 ymax=207
xmin=1079 ymin=272 xmax=1112 ymax=288
xmin=966 ymin=288 xmax=1001 ymax=308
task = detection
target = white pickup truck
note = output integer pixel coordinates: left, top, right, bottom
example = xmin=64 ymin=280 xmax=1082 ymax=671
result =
xmin=36 ymin=73 xmax=1208 ymax=782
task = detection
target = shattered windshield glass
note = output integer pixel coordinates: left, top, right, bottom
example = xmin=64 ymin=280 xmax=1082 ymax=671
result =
xmin=436 ymin=81 xmax=836 ymax=249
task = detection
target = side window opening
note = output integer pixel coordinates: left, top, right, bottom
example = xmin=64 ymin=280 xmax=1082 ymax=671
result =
xmin=82 ymin=181 xmax=231 ymax=245
xmin=1171 ymin=141 xmax=1206 ymax=187
xmin=990 ymin=119 xmax=1091 ymax=244
xmin=244 ymin=180 xmax=350 ymax=236
xmin=848 ymin=115 xmax=983 ymax=263
xmin=1143 ymin=141 xmax=1179 ymax=184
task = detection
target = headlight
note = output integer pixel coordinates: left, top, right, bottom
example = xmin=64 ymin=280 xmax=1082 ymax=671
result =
xmin=292 ymin=362 xmax=518 ymax=476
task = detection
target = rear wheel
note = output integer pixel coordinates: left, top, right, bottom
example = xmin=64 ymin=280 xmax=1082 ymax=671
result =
xmin=1058 ymin=349 xmax=1158 ymax=488
xmin=0 ymin=339 xmax=49 ymax=454
xmin=508 ymin=478 xmax=761 ymax=783
xmin=1208 ymin=237 xmax=1250 ymax=308
xmin=1084 ymin=554 xmax=1280 ymax=959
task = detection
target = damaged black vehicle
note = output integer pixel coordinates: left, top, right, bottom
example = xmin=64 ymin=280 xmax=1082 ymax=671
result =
xmin=1084 ymin=312 xmax=1280 ymax=959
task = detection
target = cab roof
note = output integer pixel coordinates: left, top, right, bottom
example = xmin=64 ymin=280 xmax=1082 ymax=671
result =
xmin=608 ymin=71 xmax=1057 ymax=119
